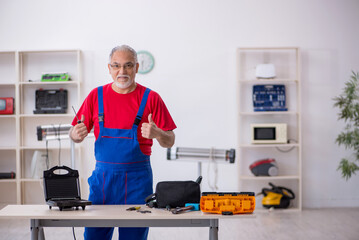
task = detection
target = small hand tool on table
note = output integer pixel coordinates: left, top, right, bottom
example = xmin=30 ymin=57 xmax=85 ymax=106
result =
xmin=171 ymin=203 xmax=199 ymax=214
xmin=126 ymin=206 xmax=141 ymax=211
xmin=126 ymin=206 xmax=151 ymax=213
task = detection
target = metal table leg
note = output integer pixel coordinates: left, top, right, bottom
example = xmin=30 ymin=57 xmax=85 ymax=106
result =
xmin=31 ymin=227 xmax=39 ymax=240
xmin=39 ymin=227 xmax=45 ymax=240
xmin=31 ymin=219 xmax=45 ymax=240
xmin=209 ymin=219 xmax=219 ymax=240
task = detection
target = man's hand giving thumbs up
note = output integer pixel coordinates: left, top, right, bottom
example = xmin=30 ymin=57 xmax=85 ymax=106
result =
xmin=141 ymin=113 xmax=159 ymax=139
xmin=141 ymin=113 xmax=175 ymax=148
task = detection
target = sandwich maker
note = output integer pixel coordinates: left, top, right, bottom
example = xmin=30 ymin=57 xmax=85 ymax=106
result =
xmin=43 ymin=165 xmax=91 ymax=211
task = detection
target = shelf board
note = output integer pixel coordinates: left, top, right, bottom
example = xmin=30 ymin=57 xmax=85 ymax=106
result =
xmin=19 ymin=49 xmax=80 ymax=53
xmin=239 ymin=79 xmax=298 ymax=84
xmin=238 ymin=47 xmax=299 ymax=51
xmin=239 ymin=143 xmax=299 ymax=148
xmin=0 ymin=115 xmax=16 ymax=118
xmin=20 ymin=179 xmax=42 ymax=183
xmin=240 ymin=175 xmax=300 ymax=180
xmin=254 ymin=207 xmax=301 ymax=213
xmin=20 ymin=114 xmax=73 ymax=118
xmin=0 ymin=83 xmax=16 ymax=86
xmin=239 ymin=111 xmax=298 ymax=116
xmin=0 ymin=51 xmax=16 ymax=54
xmin=20 ymin=146 xmax=73 ymax=150
xmin=0 ymin=146 xmax=16 ymax=150
xmin=21 ymin=177 xmax=83 ymax=183
xmin=20 ymin=81 xmax=79 ymax=86
xmin=0 ymin=179 xmax=17 ymax=183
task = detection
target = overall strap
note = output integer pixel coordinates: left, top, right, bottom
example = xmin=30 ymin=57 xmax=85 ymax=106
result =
xmin=97 ymin=86 xmax=104 ymax=129
xmin=134 ymin=88 xmax=151 ymax=126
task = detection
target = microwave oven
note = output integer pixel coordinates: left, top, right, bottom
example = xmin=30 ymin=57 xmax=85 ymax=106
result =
xmin=251 ymin=123 xmax=287 ymax=144
xmin=0 ymin=97 xmax=14 ymax=114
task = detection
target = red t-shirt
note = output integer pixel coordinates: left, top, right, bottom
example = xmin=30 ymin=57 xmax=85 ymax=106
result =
xmin=71 ymin=83 xmax=176 ymax=155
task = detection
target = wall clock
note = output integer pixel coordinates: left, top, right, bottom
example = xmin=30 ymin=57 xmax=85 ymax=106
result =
xmin=137 ymin=50 xmax=155 ymax=74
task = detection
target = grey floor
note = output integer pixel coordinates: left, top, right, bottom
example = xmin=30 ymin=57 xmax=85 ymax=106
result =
xmin=0 ymin=207 xmax=358 ymax=240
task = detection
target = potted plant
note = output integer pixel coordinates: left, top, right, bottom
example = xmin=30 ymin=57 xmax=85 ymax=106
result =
xmin=333 ymin=71 xmax=359 ymax=180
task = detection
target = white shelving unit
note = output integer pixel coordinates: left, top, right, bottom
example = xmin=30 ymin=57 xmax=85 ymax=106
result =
xmin=0 ymin=50 xmax=82 ymax=204
xmin=237 ymin=47 xmax=302 ymax=211
xmin=0 ymin=51 xmax=18 ymax=204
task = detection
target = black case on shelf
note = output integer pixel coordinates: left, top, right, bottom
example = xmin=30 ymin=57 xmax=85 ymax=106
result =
xmin=33 ymin=89 xmax=68 ymax=114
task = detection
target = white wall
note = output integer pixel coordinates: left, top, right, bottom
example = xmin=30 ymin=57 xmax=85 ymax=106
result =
xmin=1 ymin=0 xmax=359 ymax=208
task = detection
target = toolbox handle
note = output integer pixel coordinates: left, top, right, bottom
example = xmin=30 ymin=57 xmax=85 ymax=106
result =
xmin=44 ymin=165 xmax=79 ymax=178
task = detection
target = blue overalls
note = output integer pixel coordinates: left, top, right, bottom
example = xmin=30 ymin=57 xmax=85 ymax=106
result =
xmin=84 ymin=86 xmax=153 ymax=240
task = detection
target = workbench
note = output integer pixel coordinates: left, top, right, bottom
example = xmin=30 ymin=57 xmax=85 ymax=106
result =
xmin=0 ymin=204 xmax=254 ymax=240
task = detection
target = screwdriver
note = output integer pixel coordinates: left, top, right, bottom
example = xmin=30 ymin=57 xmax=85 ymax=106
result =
xmin=72 ymin=106 xmax=82 ymax=124
xmin=126 ymin=206 xmax=141 ymax=211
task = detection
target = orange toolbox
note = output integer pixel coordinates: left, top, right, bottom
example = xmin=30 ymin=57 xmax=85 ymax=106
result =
xmin=200 ymin=192 xmax=255 ymax=215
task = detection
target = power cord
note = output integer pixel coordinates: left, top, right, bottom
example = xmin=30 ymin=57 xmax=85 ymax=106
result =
xmin=207 ymin=147 xmax=218 ymax=190
xmin=51 ymin=124 xmax=62 ymax=166
xmin=72 ymin=227 xmax=76 ymax=240
xmin=45 ymin=140 xmax=49 ymax=170
xmin=275 ymin=139 xmax=297 ymax=153
xmin=58 ymin=124 xmax=61 ymax=166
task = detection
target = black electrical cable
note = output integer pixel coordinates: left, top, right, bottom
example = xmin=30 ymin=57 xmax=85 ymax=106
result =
xmin=45 ymin=140 xmax=49 ymax=170
xmin=57 ymin=124 xmax=61 ymax=166
xmin=275 ymin=139 xmax=297 ymax=153
xmin=51 ymin=124 xmax=62 ymax=166
xmin=72 ymin=227 xmax=76 ymax=240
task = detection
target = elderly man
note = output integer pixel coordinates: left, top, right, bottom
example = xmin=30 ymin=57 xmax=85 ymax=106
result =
xmin=69 ymin=45 xmax=176 ymax=240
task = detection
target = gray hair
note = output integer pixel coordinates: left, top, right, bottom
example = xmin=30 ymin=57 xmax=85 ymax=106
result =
xmin=109 ymin=45 xmax=138 ymax=63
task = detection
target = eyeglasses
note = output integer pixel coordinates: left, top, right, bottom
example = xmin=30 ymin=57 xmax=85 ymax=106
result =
xmin=109 ymin=62 xmax=136 ymax=71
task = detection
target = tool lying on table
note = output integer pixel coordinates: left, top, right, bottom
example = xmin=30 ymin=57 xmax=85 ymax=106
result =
xmin=137 ymin=210 xmax=151 ymax=214
xmin=171 ymin=203 xmax=200 ymax=214
xmin=126 ymin=206 xmax=141 ymax=211
xmin=126 ymin=206 xmax=151 ymax=213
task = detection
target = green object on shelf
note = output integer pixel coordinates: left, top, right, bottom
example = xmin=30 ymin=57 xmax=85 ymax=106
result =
xmin=41 ymin=73 xmax=70 ymax=82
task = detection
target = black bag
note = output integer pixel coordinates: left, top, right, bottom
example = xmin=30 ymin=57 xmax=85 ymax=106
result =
xmin=145 ymin=176 xmax=202 ymax=208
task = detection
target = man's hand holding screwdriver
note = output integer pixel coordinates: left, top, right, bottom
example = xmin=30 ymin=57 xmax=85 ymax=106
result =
xmin=70 ymin=115 xmax=88 ymax=143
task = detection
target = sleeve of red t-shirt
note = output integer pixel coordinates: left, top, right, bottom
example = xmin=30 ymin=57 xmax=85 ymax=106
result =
xmin=146 ymin=91 xmax=176 ymax=131
xmin=71 ymin=88 xmax=97 ymax=133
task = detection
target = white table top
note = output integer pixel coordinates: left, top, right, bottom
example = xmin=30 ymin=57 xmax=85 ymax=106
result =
xmin=0 ymin=205 xmax=255 ymax=220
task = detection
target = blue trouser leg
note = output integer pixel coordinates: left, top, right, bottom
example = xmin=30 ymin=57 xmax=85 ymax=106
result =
xmin=118 ymin=227 xmax=149 ymax=240
xmin=84 ymin=227 xmax=114 ymax=240
xmin=84 ymin=166 xmax=153 ymax=240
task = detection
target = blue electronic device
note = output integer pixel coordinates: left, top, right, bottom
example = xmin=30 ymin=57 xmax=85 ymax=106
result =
xmin=253 ymin=84 xmax=287 ymax=111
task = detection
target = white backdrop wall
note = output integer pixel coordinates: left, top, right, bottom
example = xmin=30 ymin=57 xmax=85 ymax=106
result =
xmin=1 ymin=0 xmax=358 ymax=208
